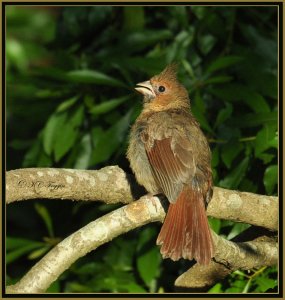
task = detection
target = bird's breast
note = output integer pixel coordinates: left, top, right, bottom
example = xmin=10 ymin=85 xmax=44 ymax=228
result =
xmin=127 ymin=120 xmax=161 ymax=194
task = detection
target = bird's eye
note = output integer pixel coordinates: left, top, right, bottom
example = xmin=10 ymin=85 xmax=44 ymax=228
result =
xmin=158 ymin=86 xmax=165 ymax=93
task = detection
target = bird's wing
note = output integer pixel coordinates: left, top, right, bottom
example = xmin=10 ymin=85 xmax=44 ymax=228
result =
xmin=143 ymin=131 xmax=196 ymax=203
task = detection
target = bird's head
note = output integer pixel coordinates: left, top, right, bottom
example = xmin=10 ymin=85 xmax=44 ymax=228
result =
xmin=135 ymin=63 xmax=190 ymax=111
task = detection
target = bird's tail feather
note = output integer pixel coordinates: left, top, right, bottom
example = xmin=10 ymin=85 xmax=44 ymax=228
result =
xmin=157 ymin=187 xmax=214 ymax=264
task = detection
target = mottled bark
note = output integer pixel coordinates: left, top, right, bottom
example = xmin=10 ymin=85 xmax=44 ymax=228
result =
xmin=6 ymin=166 xmax=278 ymax=293
xmin=207 ymin=187 xmax=277 ymax=231
xmin=6 ymin=166 xmax=139 ymax=204
xmin=175 ymin=235 xmax=277 ymax=290
xmin=6 ymin=167 xmax=278 ymax=231
xmin=7 ymin=195 xmax=164 ymax=294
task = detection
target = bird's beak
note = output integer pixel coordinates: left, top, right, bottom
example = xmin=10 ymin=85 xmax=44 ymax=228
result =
xmin=135 ymin=81 xmax=155 ymax=99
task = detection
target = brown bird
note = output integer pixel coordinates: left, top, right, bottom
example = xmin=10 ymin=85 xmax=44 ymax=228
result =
xmin=127 ymin=64 xmax=214 ymax=264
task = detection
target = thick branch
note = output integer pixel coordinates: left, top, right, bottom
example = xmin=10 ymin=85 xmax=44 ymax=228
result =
xmin=6 ymin=167 xmax=278 ymax=231
xmin=207 ymin=187 xmax=278 ymax=232
xmin=6 ymin=195 xmax=165 ymax=294
xmin=6 ymin=195 xmax=277 ymax=294
xmin=6 ymin=166 xmax=137 ymax=204
xmin=175 ymin=234 xmax=277 ymax=290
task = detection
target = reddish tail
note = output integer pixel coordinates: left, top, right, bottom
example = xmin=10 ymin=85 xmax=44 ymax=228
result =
xmin=157 ymin=187 xmax=214 ymax=264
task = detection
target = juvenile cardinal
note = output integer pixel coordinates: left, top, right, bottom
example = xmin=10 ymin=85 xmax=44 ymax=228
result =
xmin=127 ymin=64 xmax=214 ymax=265
xmin=127 ymin=64 xmax=214 ymax=264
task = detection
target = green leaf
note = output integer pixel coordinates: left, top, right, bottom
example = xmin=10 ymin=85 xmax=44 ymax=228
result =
xmin=254 ymin=276 xmax=277 ymax=292
xmin=211 ymin=146 xmax=219 ymax=168
xmin=166 ymin=29 xmax=194 ymax=62
xmin=90 ymin=110 xmax=132 ymax=165
xmin=28 ymin=245 xmax=51 ymax=260
xmin=7 ymin=237 xmax=44 ymax=250
xmin=206 ymin=55 xmax=243 ymax=74
xmin=23 ymin=135 xmax=52 ymax=168
xmin=89 ymin=96 xmax=130 ymax=116
xmin=244 ymin=93 xmax=270 ymax=114
xmin=191 ymin=7 xmax=207 ymax=19
xmin=123 ymin=283 xmax=146 ymax=293
xmin=204 ymin=75 xmax=233 ymax=85
xmin=208 ymin=283 xmax=223 ymax=293
xmin=221 ymin=141 xmax=243 ymax=169
xmin=242 ymin=278 xmax=252 ymax=293
xmin=226 ymin=279 xmax=246 ymax=293
xmin=56 ymin=96 xmax=79 ymax=113
xmin=208 ymin=217 xmax=221 ymax=234
xmin=34 ymin=203 xmax=54 ymax=237
xmin=35 ymin=67 xmax=69 ymax=81
xmin=43 ymin=112 xmax=67 ymax=156
xmin=268 ymin=134 xmax=278 ymax=149
xmin=258 ymin=153 xmax=275 ymax=164
xmin=192 ymin=91 xmax=213 ymax=133
xmin=66 ymin=70 xmax=126 ymax=87
xmin=227 ymin=223 xmax=250 ymax=240
xmin=263 ymin=165 xmax=277 ymax=194
xmin=7 ymin=240 xmax=45 ymax=264
xmin=219 ymin=157 xmax=249 ymax=189
xmin=137 ymin=227 xmax=161 ymax=287
xmin=123 ymin=29 xmax=172 ymax=53
xmin=37 ymin=146 xmax=53 ymax=167
xmin=215 ymin=103 xmax=233 ymax=128
xmin=255 ymin=124 xmax=277 ymax=157
xmin=103 ymin=238 xmax=136 ymax=272
xmin=73 ymin=134 xmax=92 ymax=169
xmin=6 ymin=38 xmax=28 ymax=72
xmin=7 ymin=245 xmax=39 ymax=264
xmin=137 ymin=245 xmax=160 ymax=287
xmin=198 ymin=34 xmax=216 ymax=55
xmin=54 ymin=106 xmax=84 ymax=161
xmin=182 ymin=59 xmax=195 ymax=79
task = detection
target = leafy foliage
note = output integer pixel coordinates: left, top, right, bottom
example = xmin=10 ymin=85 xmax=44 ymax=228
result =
xmin=6 ymin=5 xmax=278 ymax=293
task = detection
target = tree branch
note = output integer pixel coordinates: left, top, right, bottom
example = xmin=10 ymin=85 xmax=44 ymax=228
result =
xmin=6 ymin=167 xmax=278 ymax=293
xmin=6 ymin=193 xmax=277 ymax=294
xmin=6 ymin=166 xmax=138 ymax=204
xmin=207 ymin=187 xmax=278 ymax=232
xmin=7 ymin=167 xmax=278 ymax=231
xmin=175 ymin=234 xmax=277 ymax=290
xmin=6 ymin=195 xmax=165 ymax=294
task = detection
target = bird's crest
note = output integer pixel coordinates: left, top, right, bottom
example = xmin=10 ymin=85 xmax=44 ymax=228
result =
xmin=156 ymin=62 xmax=179 ymax=82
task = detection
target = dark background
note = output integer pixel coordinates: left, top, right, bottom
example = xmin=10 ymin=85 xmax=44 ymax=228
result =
xmin=6 ymin=5 xmax=278 ymax=293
